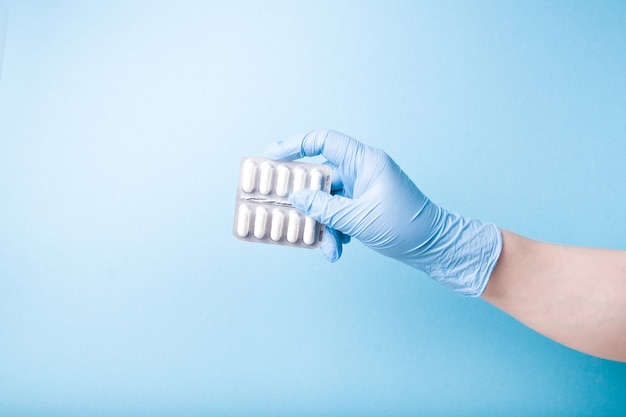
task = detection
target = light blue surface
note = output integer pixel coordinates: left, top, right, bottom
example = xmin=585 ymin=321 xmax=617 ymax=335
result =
xmin=0 ymin=1 xmax=625 ymax=416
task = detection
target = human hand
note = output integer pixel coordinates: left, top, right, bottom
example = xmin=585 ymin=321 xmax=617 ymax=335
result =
xmin=265 ymin=130 xmax=502 ymax=296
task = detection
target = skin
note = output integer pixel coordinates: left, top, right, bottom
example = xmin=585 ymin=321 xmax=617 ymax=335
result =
xmin=482 ymin=229 xmax=626 ymax=362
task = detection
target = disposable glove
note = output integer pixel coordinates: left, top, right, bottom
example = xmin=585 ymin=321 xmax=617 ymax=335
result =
xmin=264 ymin=130 xmax=502 ymax=297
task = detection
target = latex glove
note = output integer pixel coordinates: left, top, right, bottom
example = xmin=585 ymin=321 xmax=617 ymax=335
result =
xmin=265 ymin=130 xmax=502 ymax=297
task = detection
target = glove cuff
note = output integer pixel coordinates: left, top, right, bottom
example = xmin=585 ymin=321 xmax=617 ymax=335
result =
xmin=419 ymin=210 xmax=503 ymax=297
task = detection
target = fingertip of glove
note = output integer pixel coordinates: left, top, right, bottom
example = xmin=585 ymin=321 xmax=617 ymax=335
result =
xmin=325 ymin=252 xmax=341 ymax=263
xmin=288 ymin=189 xmax=315 ymax=213
xmin=321 ymin=228 xmax=342 ymax=263
xmin=264 ymin=133 xmax=309 ymax=160
xmin=323 ymin=241 xmax=341 ymax=263
xmin=263 ymin=141 xmax=285 ymax=159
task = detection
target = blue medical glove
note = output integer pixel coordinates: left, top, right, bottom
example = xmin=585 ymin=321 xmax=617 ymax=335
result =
xmin=264 ymin=130 xmax=502 ymax=297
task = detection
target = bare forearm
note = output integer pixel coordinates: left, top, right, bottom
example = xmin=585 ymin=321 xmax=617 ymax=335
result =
xmin=482 ymin=229 xmax=626 ymax=362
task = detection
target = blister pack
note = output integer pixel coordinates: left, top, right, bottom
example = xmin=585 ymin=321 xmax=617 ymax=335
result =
xmin=233 ymin=156 xmax=332 ymax=248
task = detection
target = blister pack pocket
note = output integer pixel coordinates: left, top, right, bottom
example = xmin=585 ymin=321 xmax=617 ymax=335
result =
xmin=233 ymin=156 xmax=332 ymax=248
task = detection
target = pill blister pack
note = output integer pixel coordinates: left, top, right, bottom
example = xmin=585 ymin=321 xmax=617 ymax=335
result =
xmin=233 ymin=156 xmax=332 ymax=248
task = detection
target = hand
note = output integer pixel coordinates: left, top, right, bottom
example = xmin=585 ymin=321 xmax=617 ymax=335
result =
xmin=265 ymin=130 xmax=502 ymax=296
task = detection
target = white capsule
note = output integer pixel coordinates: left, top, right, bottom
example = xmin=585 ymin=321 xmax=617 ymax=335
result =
xmin=275 ymin=165 xmax=291 ymax=197
xmin=270 ymin=209 xmax=285 ymax=241
xmin=236 ymin=204 xmax=251 ymax=237
xmin=240 ymin=160 xmax=257 ymax=193
xmin=302 ymin=216 xmax=316 ymax=245
xmin=292 ymin=167 xmax=307 ymax=192
xmin=309 ymin=168 xmax=325 ymax=191
xmin=258 ymin=162 xmax=274 ymax=195
xmin=253 ymin=206 xmax=269 ymax=239
xmin=286 ymin=210 xmax=300 ymax=243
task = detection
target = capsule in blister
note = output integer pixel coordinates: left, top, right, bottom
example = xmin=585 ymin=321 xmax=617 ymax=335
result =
xmin=270 ymin=209 xmax=285 ymax=241
xmin=258 ymin=162 xmax=274 ymax=195
xmin=302 ymin=216 xmax=316 ymax=245
xmin=254 ymin=206 xmax=269 ymax=239
xmin=241 ymin=160 xmax=257 ymax=193
xmin=292 ymin=167 xmax=307 ymax=192
xmin=286 ymin=210 xmax=300 ymax=243
xmin=275 ymin=165 xmax=290 ymax=197
xmin=309 ymin=168 xmax=325 ymax=191
xmin=236 ymin=204 xmax=251 ymax=237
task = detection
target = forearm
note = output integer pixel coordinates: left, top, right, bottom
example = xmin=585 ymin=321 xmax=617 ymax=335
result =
xmin=482 ymin=229 xmax=626 ymax=362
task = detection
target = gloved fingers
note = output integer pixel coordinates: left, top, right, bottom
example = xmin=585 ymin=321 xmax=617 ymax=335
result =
xmin=266 ymin=129 xmax=388 ymax=200
xmin=264 ymin=135 xmax=305 ymax=161
xmin=320 ymin=227 xmax=343 ymax=262
xmin=299 ymin=130 xmax=362 ymax=167
xmin=264 ymin=129 xmax=363 ymax=167
xmin=289 ymin=189 xmax=357 ymax=236
xmin=298 ymin=130 xmax=384 ymax=200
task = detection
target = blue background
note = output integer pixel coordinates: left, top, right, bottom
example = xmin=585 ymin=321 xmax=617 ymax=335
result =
xmin=1 ymin=1 xmax=625 ymax=416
